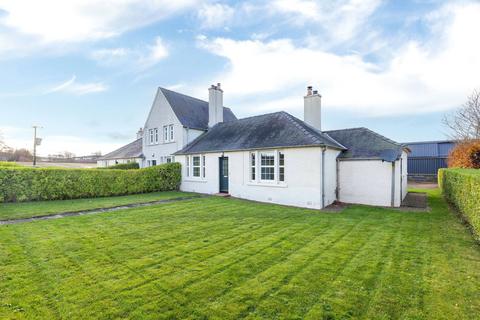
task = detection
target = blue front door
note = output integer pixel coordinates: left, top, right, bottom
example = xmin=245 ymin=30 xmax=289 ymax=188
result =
xmin=219 ymin=157 xmax=229 ymax=193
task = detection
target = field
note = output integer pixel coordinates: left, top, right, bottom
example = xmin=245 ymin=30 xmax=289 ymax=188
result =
xmin=0 ymin=189 xmax=479 ymax=319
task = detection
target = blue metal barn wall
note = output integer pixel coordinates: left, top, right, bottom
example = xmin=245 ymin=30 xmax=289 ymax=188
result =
xmin=407 ymin=157 xmax=448 ymax=175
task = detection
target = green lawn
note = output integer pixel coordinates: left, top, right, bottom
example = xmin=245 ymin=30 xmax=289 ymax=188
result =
xmin=0 ymin=191 xmax=192 ymax=220
xmin=0 ymin=189 xmax=479 ymax=319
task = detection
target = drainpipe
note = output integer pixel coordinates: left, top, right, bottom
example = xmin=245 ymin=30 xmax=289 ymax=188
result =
xmin=321 ymin=147 xmax=326 ymax=209
xmin=335 ymin=158 xmax=340 ymax=201
xmin=400 ymin=158 xmax=403 ymax=203
xmin=391 ymin=161 xmax=396 ymax=207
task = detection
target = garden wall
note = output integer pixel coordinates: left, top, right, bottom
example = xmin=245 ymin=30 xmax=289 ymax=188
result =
xmin=439 ymin=168 xmax=480 ymax=239
xmin=0 ymin=162 xmax=181 ymax=202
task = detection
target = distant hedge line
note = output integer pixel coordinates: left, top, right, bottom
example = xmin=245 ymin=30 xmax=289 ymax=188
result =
xmin=100 ymin=162 xmax=140 ymax=170
xmin=0 ymin=161 xmax=22 ymax=168
xmin=439 ymin=168 xmax=480 ymax=240
xmin=0 ymin=163 xmax=181 ymax=203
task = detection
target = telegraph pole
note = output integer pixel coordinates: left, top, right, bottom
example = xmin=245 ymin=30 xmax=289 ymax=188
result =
xmin=32 ymin=125 xmax=42 ymax=166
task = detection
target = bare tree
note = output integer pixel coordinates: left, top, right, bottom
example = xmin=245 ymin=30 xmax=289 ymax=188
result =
xmin=0 ymin=130 xmax=11 ymax=152
xmin=63 ymin=151 xmax=75 ymax=159
xmin=443 ymin=89 xmax=480 ymax=140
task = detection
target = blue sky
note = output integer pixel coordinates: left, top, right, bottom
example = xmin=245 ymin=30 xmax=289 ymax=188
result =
xmin=0 ymin=0 xmax=479 ymax=156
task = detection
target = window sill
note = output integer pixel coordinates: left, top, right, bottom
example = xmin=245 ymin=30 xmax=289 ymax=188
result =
xmin=184 ymin=178 xmax=207 ymax=183
xmin=247 ymin=182 xmax=288 ymax=188
xmin=163 ymin=141 xmax=176 ymax=145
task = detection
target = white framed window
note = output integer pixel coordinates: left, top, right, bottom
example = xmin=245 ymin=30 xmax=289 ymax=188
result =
xmin=169 ymin=124 xmax=174 ymax=141
xmin=250 ymin=152 xmax=256 ymax=181
xmin=149 ymin=129 xmax=154 ymax=144
xmin=279 ymin=152 xmax=285 ymax=182
xmin=260 ymin=152 xmax=275 ymax=181
xmin=166 ymin=156 xmax=174 ymax=163
xmin=154 ymin=128 xmax=159 ymax=144
xmin=186 ymin=156 xmax=190 ymax=176
xmin=192 ymin=156 xmax=201 ymax=177
xmin=163 ymin=125 xmax=168 ymax=142
xmin=202 ymin=155 xmax=206 ymax=178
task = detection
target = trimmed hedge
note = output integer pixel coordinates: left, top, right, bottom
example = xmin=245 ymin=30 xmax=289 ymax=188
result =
xmin=0 ymin=162 xmax=181 ymax=203
xmin=101 ymin=162 xmax=140 ymax=170
xmin=439 ymin=168 xmax=480 ymax=240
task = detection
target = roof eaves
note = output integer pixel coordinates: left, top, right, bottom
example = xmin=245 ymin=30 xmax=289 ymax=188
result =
xmin=175 ymin=143 xmax=330 ymax=155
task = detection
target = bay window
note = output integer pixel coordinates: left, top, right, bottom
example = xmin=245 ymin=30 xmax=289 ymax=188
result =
xmin=202 ymin=155 xmax=206 ymax=178
xmin=186 ymin=156 xmax=190 ymax=176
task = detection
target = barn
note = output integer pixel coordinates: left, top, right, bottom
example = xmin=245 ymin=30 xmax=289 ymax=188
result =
xmin=404 ymin=140 xmax=456 ymax=182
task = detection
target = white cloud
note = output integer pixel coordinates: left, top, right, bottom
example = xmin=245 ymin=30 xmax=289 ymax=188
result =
xmin=197 ymin=3 xmax=235 ymax=29
xmin=91 ymin=36 xmax=169 ymax=70
xmin=0 ymin=0 xmax=198 ymax=56
xmin=196 ymin=2 xmax=480 ymax=117
xmin=272 ymin=0 xmax=381 ymax=43
xmin=45 ymin=75 xmax=108 ymax=95
xmin=0 ymin=0 xmax=197 ymax=42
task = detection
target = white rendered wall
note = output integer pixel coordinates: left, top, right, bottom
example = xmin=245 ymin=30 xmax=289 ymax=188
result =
xmin=338 ymin=160 xmax=394 ymax=207
xmin=324 ymin=149 xmax=341 ymax=206
xmin=178 ymin=147 xmax=340 ymax=209
xmin=177 ymin=152 xmax=222 ymax=194
xmin=142 ymin=89 xmax=205 ymax=168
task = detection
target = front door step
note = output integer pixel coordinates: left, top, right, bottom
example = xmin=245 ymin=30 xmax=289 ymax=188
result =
xmin=214 ymin=193 xmax=231 ymax=197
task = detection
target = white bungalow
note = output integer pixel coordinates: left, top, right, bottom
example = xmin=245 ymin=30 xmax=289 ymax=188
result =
xmin=173 ymin=84 xmax=408 ymax=209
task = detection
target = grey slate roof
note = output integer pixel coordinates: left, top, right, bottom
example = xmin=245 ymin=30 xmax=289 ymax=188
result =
xmin=175 ymin=111 xmax=346 ymax=155
xmin=99 ymin=138 xmax=143 ymax=160
xmin=325 ymin=127 xmax=405 ymax=161
xmin=160 ymin=87 xmax=237 ymax=130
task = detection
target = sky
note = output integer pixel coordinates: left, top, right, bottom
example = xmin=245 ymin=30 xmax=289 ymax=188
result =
xmin=0 ymin=0 xmax=479 ymax=156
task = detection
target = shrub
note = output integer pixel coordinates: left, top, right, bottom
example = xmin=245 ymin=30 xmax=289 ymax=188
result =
xmin=0 ymin=162 xmax=181 ymax=203
xmin=101 ymin=162 xmax=140 ymax=170
xmin=448 ymin=140 xmax=480 ymax=168
xmin=439 ymin=168 xmax=480 ymax=240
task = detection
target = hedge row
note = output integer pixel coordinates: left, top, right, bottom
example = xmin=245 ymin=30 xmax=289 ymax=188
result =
xmin=100 ymin=162 xmax=140 ymax=170
xmin=439 ymin=168 xmax=480 ymax=240
xmin=0 ymin=162 xmax=181 ymax=203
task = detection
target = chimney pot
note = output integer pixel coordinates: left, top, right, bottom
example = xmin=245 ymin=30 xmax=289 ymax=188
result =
xmin=307 ymin=86 xmax=313 ymax=96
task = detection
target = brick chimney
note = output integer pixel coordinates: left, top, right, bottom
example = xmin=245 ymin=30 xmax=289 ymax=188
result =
xmin=208 ymin=83 xmax=224 ymax=127
xmin=304 ymin=86 xmax=322 ymax=131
